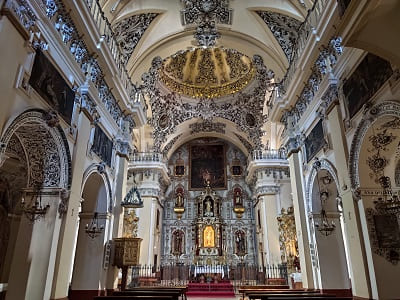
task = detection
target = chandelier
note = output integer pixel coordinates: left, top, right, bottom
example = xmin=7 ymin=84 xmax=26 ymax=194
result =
xmin=85 ymin=212 xmax=104 ymax=239
xmin=21 ymin=189 xmax=50 ymax=222
xmin=313 ymin=159 xmax=336 ymax=236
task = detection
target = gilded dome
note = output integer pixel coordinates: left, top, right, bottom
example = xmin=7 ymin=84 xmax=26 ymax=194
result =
xmin=159 ymin=48 xmax=255 ymax=98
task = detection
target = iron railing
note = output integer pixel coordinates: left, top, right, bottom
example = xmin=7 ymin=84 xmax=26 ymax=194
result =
xmin=126 ymin=264 xmax=288 ymax=292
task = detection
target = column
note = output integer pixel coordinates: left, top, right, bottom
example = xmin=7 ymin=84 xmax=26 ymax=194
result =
xmin=258 ymin=190 xmax=281 ymax=266
xmin=135 ymin=171 xmax=161 ymax=266
xmin=287 ymin=149 xmax=314 ymax=288
xmin=327 ymin=103 xmax=371 ymax=298
xmin=106 ymin=144 xmax=129 ymax=292
xmin=50 ymin=110 xmax=92 ymax=299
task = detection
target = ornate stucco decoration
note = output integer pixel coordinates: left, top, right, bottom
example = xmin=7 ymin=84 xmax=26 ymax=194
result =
xmin=255 ymin=11 xmax=301 ymax=61
xmin=180 ymin=0 xmax=232 ymax=47
xmin=122 ymin=187 xmax=143 ymax=208
xmin=159 ymin=48 xmax=254 ymax=99
xmin=2 ymin=0 xmax=37 ymax=32
xmin=112 ymin=13 xmax=159 ymax=66
xmin=279 ymin=37 xmax=343 ymax=128
xmin=142 ymin=54 xmax=274 ymax=152
xmin=349 ymin=101 xmax=400 ymax=193
xmin=189 ymin=120 xmax=226 ymax=134
xmin=42 ymin=0 xmax=139 ymax=131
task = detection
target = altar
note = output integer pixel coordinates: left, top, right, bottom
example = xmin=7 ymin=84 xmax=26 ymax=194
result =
xmin=193 ymin=265 xmax=228 ymax=278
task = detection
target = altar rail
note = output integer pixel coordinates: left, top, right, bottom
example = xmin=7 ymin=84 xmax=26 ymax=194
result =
xmin=127 ymin=264 xmax=288 ymax=291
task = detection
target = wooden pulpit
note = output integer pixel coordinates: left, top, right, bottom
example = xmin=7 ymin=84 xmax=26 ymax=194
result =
xmin=113 ymin=237 xmax=142 ymax=290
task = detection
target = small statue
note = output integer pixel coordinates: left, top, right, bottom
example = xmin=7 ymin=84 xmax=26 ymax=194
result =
xmin=176 ymin=191 xmax=184 ymax=207
xmin=234 ymin=190 xmax=242 ymax=206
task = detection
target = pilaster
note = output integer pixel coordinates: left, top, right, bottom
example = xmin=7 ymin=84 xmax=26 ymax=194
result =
xmin=50 ymin=110 xmax=92 ymax=299
xmin=286 ymin=142 xmax=314 ymax=288
xmin=326 ymin=103 xmax=371 ymax=298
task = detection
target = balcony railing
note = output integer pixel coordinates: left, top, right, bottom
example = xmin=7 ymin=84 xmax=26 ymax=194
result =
xmin=251 ymin=149 xmax=287 ymax=161
xmin=268 ymin=0 xmax=330 ymax=109
xmin=130 ymin=152 xmax=166 ymax=163
xmin=84 ymin=0 xmax=136 ymax=99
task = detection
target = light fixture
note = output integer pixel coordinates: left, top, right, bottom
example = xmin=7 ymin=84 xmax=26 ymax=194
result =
xmin=85 ymin=212 xmax=104 ymax=239
xmin=21 ymin=189 xmax=50 ymax=223
xmin=313 ymin=159 xmax=336 ymax=236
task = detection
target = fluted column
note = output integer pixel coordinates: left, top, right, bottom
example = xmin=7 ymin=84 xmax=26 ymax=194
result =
xmin=286 ymin=137 xmax=314 ymax=288
xmin=326 ymin=102 xmax=370 ymax=298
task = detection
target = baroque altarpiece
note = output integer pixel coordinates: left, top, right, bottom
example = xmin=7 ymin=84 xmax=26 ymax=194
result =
xmin=161 ymin=139 xmax=257 ymax=266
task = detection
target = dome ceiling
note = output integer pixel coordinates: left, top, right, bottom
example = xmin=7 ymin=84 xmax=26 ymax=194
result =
xmin=100 ymin=0 xmax=313 ymax=153
xmin=159 ymin=48 xmax=254 ymax=98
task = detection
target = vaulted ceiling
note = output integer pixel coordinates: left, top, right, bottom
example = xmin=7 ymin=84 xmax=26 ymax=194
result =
xmin=97 ymin=0 xmax=314 ymax=154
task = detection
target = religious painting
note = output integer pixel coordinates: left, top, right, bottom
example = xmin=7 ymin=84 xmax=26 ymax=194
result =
xmin=92 ymin=125 xmax=113 ymax=166
xmin=374 ymin=214 xmax=400 ymax=249
xmin=231 ymin=165 xmax=242 ymax=176
xmin=304 ymin=120 xmax=326 ymax=162
xmin=343 ymin=53 xmax=393 ymax=118
xmin=175 ymin=165 xmax=185 ymax=176
xmin=203 ymin=225 xmax=215 ymax=248
xmin=29 ymin=50 xmax=75 ymax=124
xmin=189 ymin=144 xmax=226 ymax=190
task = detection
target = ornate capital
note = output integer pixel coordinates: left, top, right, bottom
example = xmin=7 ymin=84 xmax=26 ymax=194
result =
xmin=114 ymin=139 xmax=132 ymax=158
xmin=256 ymin=185 xmax=280 ymax=196
xmin=285 ymin=134 xmax=303 ymax=156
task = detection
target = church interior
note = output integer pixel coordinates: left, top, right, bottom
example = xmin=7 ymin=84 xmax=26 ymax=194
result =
xmin=0 ymin=0 xmax=400 ymax=299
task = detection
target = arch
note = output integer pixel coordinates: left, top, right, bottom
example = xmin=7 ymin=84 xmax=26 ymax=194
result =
xmin=0 ymin=109 xmax=71 ymax=189
xmin=306 ymin=158 xmax=340 ymax=213
xmin=349 ymin=101 xmax=400 ymax=192
xmin=81 ymin=163 xmax=113 ymax=213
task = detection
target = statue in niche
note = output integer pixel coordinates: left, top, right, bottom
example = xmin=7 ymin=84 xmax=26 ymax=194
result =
xmin=235 ymin=231 xmax=246 ymax=254
xmin=204 ymin=196 xmax=213 ymax=216
xmin=172 ymin=230 xmax=184 ymax=255
xmin=175 ymin=191 xmax=184 ymax=207
xmin=234 ymin=190 xmax=242 ymax=206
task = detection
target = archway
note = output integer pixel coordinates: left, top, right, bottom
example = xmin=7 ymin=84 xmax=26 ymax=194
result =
xmin=306 ymin=159 xmax=351 ymax=294
xmin=0 ymin=109 xmax=71 ymax=300
xmin=70 ymin=168 xmax=111 ymax=299
xmin=349 ymin=101 xmax=400 ymax=299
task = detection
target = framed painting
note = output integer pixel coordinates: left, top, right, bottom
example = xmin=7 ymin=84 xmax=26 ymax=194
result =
xmin=343 ymin=53 xmax=393 ymax=118
xmin=29 ymin=50 xmax=75 ymax=124
xmin=189 ymin=144 xmax=226 ymax=190
xmin=304 ymin=120 xmax=326 ymax=162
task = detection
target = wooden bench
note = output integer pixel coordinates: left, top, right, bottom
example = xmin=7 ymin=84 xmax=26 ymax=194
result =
xmin=113 ymin=287 xmax=187 ymax=300
xmin=94 ymin=296 xmax=173 ymax=300
xmin=246 ymin=292 xmax=337 ymax=300
xmin=108 ymin=289 xmax=182 ymax=300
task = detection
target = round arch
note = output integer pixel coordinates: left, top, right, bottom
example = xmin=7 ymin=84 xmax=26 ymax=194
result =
xmin=81 ymin=163 xmax=113 ymax=213
xmin=349 ymin=100 xmax=400 ymax=193
xmin=0 ymin=109 xmax=71 ymax=190
xmin=306 ymin=158 xmax=340 ymax=213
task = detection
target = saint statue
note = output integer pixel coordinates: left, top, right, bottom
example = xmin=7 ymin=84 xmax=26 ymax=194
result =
xmin=204 ymin=197 xmax=213 ymax=216
xmin=234 ymin=190 xmax=242 ymax=206
xmin=176 ymin=192 xmax=183 ymax=207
